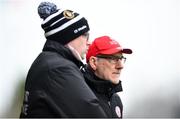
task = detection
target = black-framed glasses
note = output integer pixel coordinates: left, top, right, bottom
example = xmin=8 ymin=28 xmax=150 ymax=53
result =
xmin=96 ymin=54 xmax=126 ymax=64
xmin=82 ymin=32 xmax=89 ymax=41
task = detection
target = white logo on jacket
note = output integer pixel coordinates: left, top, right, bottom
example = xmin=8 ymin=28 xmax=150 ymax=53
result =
xmin=115 ymin=106 xmax=121 ymax=117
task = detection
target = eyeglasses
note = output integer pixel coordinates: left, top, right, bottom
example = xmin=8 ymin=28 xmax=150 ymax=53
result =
xmin=96 ymin=55 xmax=126 ymax=64
xmin=82 ymin=32 xmax=89 ymax=41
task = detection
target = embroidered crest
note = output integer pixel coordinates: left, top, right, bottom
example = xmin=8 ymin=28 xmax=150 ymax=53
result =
xmin=63 ymin=10 xmax=74 ymax=19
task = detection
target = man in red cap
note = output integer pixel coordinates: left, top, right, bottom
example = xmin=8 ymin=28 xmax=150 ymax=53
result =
xmin=83 ymin=35 xmax=132 ymax=118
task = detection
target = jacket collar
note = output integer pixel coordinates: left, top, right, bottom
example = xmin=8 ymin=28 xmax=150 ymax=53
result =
xmin=42 ymin=40 xmax=84 ymax=68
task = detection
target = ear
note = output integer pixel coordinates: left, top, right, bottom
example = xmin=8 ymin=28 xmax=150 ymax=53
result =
xmin=89 ymin=56 xmax=97 ymax=70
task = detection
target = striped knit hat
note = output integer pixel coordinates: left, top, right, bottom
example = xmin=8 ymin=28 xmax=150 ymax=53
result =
xmin=38 ymin=2 xmax=90 ymax=45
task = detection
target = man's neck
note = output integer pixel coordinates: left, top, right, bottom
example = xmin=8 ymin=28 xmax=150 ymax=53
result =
xmin=66 ymin=44 xmax=83 ymax=62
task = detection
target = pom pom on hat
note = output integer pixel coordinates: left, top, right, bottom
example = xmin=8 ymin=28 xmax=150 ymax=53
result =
xmin=38 ymin=2 xmax=58 ymax=20
xmin=37 ymin=1 xmax=90 ymax=45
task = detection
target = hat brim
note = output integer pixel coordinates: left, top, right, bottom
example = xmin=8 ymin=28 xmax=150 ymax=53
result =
xmin=98 ymin=47 xmax=132 ymax=55
xmin=122 ymin=48 xmax=133 ymax=54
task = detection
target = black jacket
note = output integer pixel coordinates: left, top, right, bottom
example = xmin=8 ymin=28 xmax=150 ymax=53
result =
xmin=20 ymin=40 xmax=107 ymax=118
xmin=82 ymin=66 xmax=123 ymax=118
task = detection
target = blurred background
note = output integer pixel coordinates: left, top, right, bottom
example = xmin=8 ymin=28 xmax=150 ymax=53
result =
xmin=0 ymin=0 xmax=179 ymax=118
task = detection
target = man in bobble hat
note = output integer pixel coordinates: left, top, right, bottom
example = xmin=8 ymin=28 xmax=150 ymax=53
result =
xmin=20 ymin=2 xmax=107 ymax=118
xmin=83 ymin=36 xmax=132 ymax=118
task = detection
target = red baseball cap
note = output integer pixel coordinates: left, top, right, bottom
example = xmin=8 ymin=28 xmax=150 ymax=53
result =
xmin=86 ymin=36 xmax=132 ymax=62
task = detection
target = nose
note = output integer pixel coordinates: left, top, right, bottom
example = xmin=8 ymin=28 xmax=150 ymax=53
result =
xmin=87 ymin=39 xmax=91 ymax=45
xmin=85 ymin=41 xmax=91 ymax=53
xmin=115 ymin=60 xmax=124 ymax=69
xmin=86 ymin=40 xmax=91 ymax=48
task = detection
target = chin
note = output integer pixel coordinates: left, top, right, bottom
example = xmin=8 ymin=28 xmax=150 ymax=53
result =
xmin=111 ymin=79 xmax=120 ymax=84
